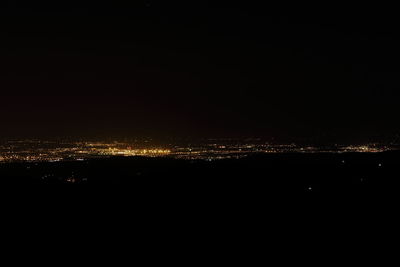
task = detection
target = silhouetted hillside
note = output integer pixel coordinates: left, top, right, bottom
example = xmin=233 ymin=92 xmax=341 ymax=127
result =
xmin=1 ymin=152 xmax=399 ymax=200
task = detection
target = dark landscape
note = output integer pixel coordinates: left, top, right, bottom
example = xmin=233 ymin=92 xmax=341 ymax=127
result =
xmin=2 ymin=3 xmax=400 ymax=252
xmin=2 ymin=151 xmax=398 ymax=199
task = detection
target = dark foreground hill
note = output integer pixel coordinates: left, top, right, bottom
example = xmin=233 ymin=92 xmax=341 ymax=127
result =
xmin=1 ymin=152 xmax=399 ymax=252
xmin=1 ymin=151 xmax=399 ymax=199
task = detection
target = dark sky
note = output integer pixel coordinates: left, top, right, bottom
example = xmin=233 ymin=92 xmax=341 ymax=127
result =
xmin=1 ymin=2 xmax=400 ymax=143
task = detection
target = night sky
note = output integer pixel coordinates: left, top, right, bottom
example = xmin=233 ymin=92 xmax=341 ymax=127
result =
xmin=1 ymin=2 xmax=399 ymax=143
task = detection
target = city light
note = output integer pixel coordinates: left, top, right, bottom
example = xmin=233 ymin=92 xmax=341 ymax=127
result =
xmin=0 ymin=140 xmax=398 ymax=163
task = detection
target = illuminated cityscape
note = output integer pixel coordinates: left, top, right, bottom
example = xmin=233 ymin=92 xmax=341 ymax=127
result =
xmin=2 ymin=3 xmax=400 ymax=242
xmin=0 ymin=139 xmax=398 ymax=163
